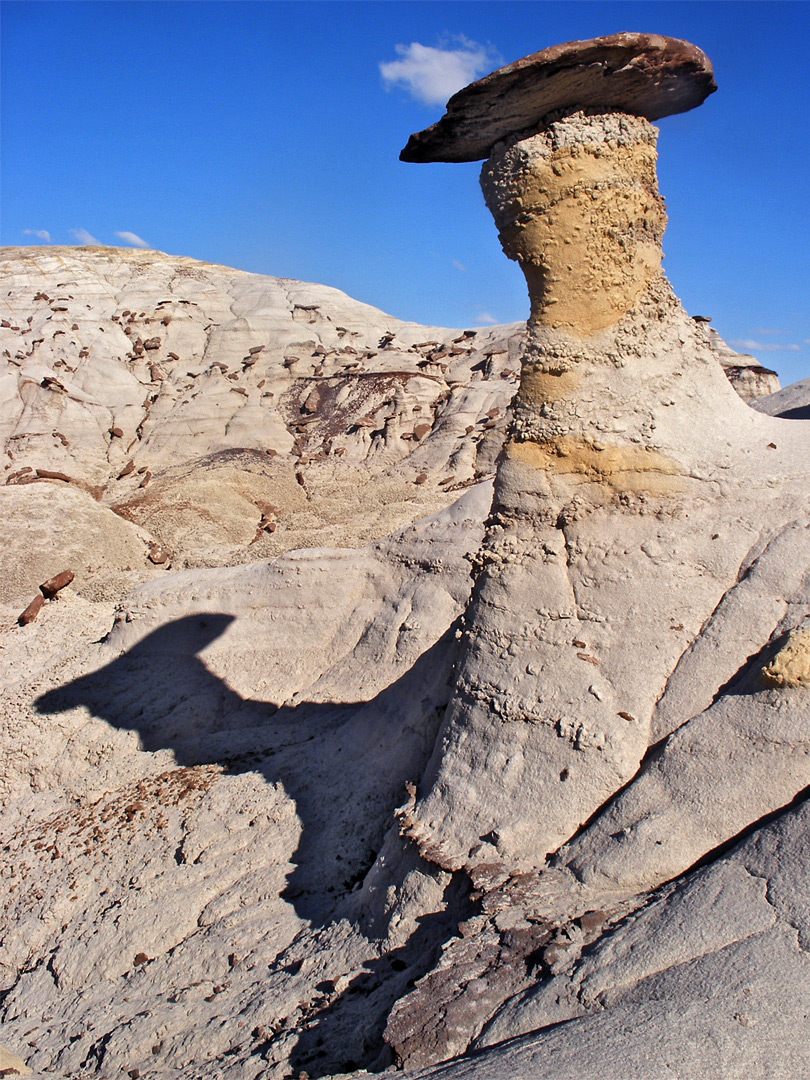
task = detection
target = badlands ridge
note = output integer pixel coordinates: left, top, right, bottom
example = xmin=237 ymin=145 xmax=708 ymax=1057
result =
xmin=2 ymin=30 xmax=810 ymax=1080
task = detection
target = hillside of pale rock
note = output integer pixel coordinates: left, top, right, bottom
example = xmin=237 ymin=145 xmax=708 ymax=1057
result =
xmin=0 ymin=246 xmax=523 ymax=607
xmin=2 ymin=245 xmax=807 ymax=1080
xmin=752 ymin=375 xmax=810 ymax=419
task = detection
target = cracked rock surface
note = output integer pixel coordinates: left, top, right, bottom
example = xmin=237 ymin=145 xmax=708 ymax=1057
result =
xmin=414 ymin=795 xmax=810 ymax=1079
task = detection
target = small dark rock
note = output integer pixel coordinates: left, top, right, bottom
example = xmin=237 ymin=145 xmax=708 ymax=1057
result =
xmin=147 ymin=543 xmax=170 ymax=565
xmin=40 ymin=570 xmax=75 ymax=598
xmin=18 ymin=593 xmax=45 ymax=626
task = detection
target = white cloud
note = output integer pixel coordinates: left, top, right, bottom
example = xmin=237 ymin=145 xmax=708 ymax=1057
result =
xmin=473 ymin=311 xmax=498 ymax=325
xmin=69 ymin=227 xmax=100 ymax=245
xmin=452 ymin=259 xmax=467 ymax=272
xmin=115 ymin=230 xmax=150 ymax=249
xmin=750 ymin=327 xmax=784 ymax=335
xmin=730 ymin=338 xmax=801 ymax=352
xmin=380 ymin=37 xmax=498 ymax=106
xmin=23 ymin=229 xmax=51 ymax=242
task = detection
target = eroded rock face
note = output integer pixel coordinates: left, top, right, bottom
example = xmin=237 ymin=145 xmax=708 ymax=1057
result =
xmin=404 ymin=110 xmax=721 ymax=877
xmin=700 ymin=324 xmax=780 ymax=401
xmin=0 ymin=487 xmax=492 ymax=1078
xmin=2 ymin=40 xmax=809 ymax=1075
xmin=0 ymin=483 xmax=161 ymax=604
xmin=3 ymin=243 xmax=810 ymax=1079
xmin=395 ymin=261 xmax=810 ymax=898
xmin=0 ymin=246 xmax=764 ymax=600
xmin=415 ymin=796 xmax=810 ymax=1080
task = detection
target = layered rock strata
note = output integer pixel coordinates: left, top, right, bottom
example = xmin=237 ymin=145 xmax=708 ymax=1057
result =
xmin=481 ymin=110 xmax=666 ymax=335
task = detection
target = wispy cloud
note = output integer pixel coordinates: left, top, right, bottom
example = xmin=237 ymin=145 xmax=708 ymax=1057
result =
xmin=452 ymin=259 xmax=467 ymax=272
xmin=473 ymin=311 xmax=498 ymax=325
xmin=730 ymin=338 xmax=801 ymax=352
xmin=380 ymin=36 xmax=499 ymax=106
xmin=69 ymin=227 xmax=100 ymax=245
xmin=750 ymin=327 xmax=785 ymax=335
xmin=115 ymin=230 xmax=150 ymax=249
xmin=23 ymin=228 xmax=51 ymax=242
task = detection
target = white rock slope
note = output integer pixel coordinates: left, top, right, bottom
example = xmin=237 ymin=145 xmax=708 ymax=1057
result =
xmin=1 ymin=246 xmax=521 ymax=592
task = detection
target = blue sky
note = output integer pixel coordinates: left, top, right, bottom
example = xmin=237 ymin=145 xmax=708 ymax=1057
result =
xmin=2 ymin=1 xmax=809 ymax=384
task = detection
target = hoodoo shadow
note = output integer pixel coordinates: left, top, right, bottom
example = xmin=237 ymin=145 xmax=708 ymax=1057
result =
xmin=34 ymin=612 xmax=456 ymax=921
xmin=34 ymin=612 xmax=467 ymax=1076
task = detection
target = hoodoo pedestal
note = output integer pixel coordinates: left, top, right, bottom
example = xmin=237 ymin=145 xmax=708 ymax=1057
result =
xmin=481 ymin=111 xmax=666 ymax=336
xmin=385 ymin=36 xmax=810 ymax=1069
xmin=397 ymin=35 xmax=747 ymax=874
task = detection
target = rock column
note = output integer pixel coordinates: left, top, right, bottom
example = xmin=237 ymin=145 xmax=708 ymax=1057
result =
xmin=386 ymin=35 xmax=810 ymax=1070
xmin=398 ymin=47 xmax=755 ymax=875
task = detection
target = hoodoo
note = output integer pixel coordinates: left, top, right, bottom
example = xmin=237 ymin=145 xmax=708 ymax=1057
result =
xmin=386 ymin=37 xmax=810 ymax=1065
xmin=398 ymin=32 xmax=730 ymax=873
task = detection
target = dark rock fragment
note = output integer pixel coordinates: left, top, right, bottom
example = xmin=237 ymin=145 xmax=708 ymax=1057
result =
xmin=18 ymin=593 xmax=45 ymax=625
xmin=35 ymin=469 xmax=71 ymax=483
xmin=40 ymin=570 xmax=75 ymax=598
xmin=147 ymin=543 xmax=170 ymax=565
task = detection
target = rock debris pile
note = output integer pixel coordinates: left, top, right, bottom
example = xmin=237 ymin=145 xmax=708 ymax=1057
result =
xmin=2 ymin=31 xmax=808 ymax=1080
